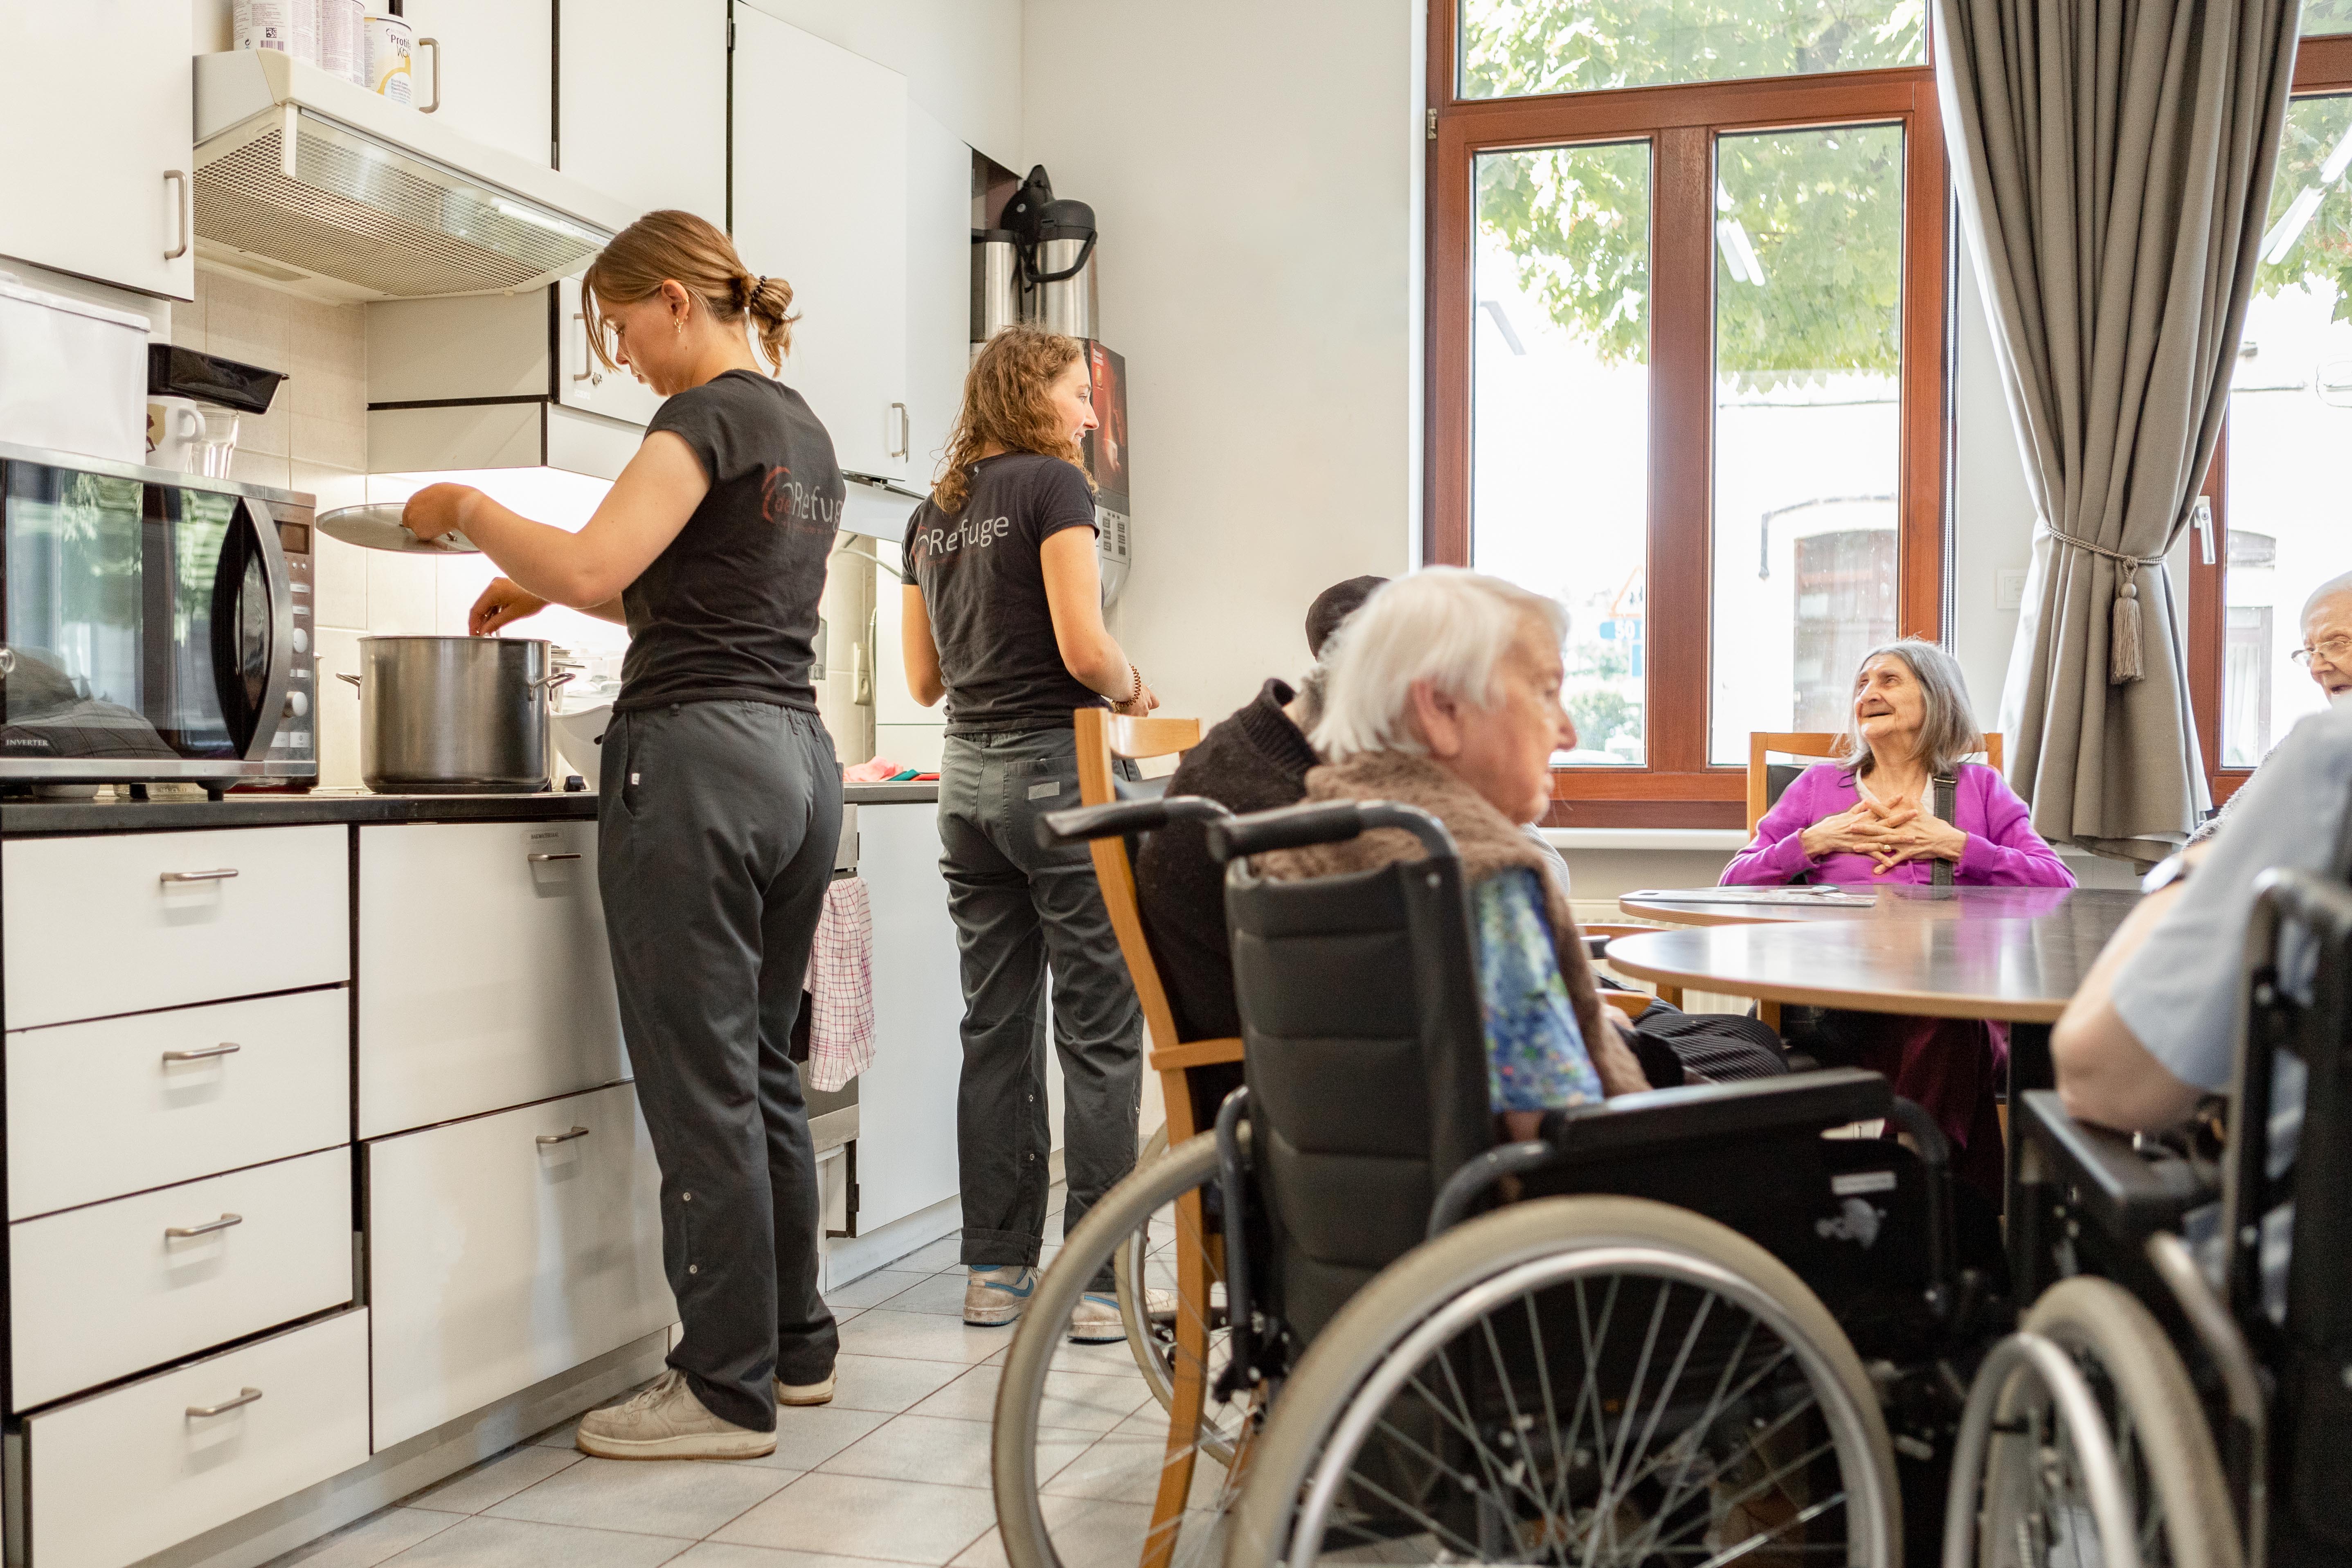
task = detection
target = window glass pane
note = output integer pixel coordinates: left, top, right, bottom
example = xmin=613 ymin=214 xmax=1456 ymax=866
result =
xmin=2305 ymin=0 xmax=2352 ymax=35
xmin=1460 ymin=0 xmax=1924 ymax=100
xmin=1471 ymin=141 xmax=1651 ymax=765
xmin=2224 ymin=94 xmax=2352 ymax=766
xmin=1707 ymin=124 xmax=1906 ymax=765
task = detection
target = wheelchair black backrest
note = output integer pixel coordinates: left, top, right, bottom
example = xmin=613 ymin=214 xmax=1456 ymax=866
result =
xmin=1216 ymin=802 xmax=1495 ymax=1348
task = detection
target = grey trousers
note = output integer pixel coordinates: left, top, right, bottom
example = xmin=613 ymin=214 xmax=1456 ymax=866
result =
xmin=938 ymin=728 xmax=1143 ymax=1281
xmin=598 ymin=700 xmax=841 ymax=1432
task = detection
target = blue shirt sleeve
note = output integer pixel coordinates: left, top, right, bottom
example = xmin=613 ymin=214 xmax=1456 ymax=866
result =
xmin=1472 ymin=868 xmax=1606 ymax=1113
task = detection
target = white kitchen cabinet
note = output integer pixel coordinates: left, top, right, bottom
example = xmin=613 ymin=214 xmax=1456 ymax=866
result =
xmin=556 ymin=274 xmax=666 ymax=426
xmin=357 ymin=819 xmax=624 ymax=1138
xmin=395 ymin=0 xmax=554 ymax=169
xmin=366 ymin=1081 xmax=671 ymax=1450
xmin=903 ymin=103 xmax=970 ymax=487
xmin=7 ymin=987 xmax=349 ymax=1220
xmin=2 ymin=826 xmax=349 ymax=1031
xmin=731 ymin=8 xmax=909 ymax=479
xmin=25 ymin=1309 xmax=370 ymax=1568
xmin=11 ymin=1147 xmax=353 ymax=1410
xmin=558 ymin=0 xmax=726 ymax=225
xmin=0 ymin=3 xmax=193 ymax=299
xmin=855 ymin=802 xmax=964 ymax=1231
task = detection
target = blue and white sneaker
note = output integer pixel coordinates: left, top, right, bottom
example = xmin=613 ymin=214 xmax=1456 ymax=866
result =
xmin=1069 ymin=1288 xmax=1174 ymax=1343
xmin=963 ymin=1264 xmax=1039 ymax=1326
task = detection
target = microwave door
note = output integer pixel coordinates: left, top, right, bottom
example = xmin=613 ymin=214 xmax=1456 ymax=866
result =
xmin=207 ymin=498 xmax=292 ymax=763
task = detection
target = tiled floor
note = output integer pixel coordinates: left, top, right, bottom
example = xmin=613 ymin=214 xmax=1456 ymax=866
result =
xmin=270 ymin=1194 xmax=1118 ymax=1568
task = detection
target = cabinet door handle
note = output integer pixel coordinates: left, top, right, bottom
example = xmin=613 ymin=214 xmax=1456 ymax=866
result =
xmin=572 ymin=313 xmax=601 ymax=383
xmin=536 ymin=1126 xmax=591 ymax=1146
xmin=163 ymin=170 xmax=190 ymax=261
xmin=165 ymin=1213 xmax=243 ymax=1239
xmin=160 ymin=868 xmax=239 ymax=884
xmin=162 ymin=1043 xmax=241 ymax=1063
xmin=186 ymin=1388 xmax=262 ymax=1419
xmin=888 ymin=402 xmax=910 ymax=460
xmin=527 ymin=852 xmax=582 ymax=863
xmin=416 ymin=37 xmax=442 ymax=112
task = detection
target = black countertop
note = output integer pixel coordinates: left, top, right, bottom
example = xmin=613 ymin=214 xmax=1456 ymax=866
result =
xmin=0 ymin=780 xmax=940 ymax=835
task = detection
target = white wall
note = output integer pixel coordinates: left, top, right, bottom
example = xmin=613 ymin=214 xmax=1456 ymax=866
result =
xmin=1021 ymin=0 xmax=1426 ymax=730
xmin=743 ymin=0 xmax=1022 ymax=170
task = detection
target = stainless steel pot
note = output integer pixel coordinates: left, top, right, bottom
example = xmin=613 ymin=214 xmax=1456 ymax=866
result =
xmin=335 ymin=637 xmax=570 ymax=794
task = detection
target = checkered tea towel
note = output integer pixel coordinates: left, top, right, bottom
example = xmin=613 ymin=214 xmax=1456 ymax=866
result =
xmin=804 ymin=875 xmax=875 ymax=1092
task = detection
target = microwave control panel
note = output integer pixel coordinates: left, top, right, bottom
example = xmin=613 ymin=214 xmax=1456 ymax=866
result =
xmin=268 ymin=508 xmax=318 ymax=774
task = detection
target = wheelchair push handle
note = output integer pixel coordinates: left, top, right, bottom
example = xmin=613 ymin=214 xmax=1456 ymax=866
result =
xmin=1035 ymin=794 xmax=1232 ymax=850
xmin=1206 ymin=799 xmax=1458 ymax=864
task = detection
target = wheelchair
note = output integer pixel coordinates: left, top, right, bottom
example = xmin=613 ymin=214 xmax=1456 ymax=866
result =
xmin=993 ymin=793 xmax=2015 ymax=1568
xmin=1940 ymin=865 xmax=2352 ymax=1568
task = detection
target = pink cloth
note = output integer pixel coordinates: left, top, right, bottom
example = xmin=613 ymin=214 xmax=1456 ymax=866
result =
xmin=803 ymin=875 xmax=874 ymax=1092
xmin=842 ymin=758 xmax=906 ymax=784
xmin=1721 ymin=761 xmax=2074 ymax=888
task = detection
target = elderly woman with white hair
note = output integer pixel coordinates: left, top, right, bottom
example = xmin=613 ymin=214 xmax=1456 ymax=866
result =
xmin=1256 ymin=569 xmax=1652 ymax=1140
xmin=1722 ymin=637 xmax=2072 ymax=1201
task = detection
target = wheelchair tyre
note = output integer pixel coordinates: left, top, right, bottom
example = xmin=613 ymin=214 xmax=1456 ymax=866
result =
xmin=995 ymin=1130 xmax=1251 ymax=1568
xmin=1966 ymin=1277 xmax=2240 ymax=1568
xmin=1116 ymin=1127 xmax=1241 ymax=1467
xmin=1231 ymin=1194 xmax=1900 ymax=1568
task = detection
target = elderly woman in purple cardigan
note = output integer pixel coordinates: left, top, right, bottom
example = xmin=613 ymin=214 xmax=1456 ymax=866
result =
xmin=1722 ymin=639 xmax=2072 ymax=1201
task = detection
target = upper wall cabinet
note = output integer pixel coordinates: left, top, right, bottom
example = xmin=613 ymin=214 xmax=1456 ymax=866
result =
xmin=398 ymin=0 xmax=554 ymax=169
xmin=904 ymin=104 xmax=971 ymax=493
xmin=732 ymin=9 xmax=909 ymax=480
xmin=560 ymin=0 xmax=727 ymax=225
xmin=0 ymin=2 xmax=193 ymax=299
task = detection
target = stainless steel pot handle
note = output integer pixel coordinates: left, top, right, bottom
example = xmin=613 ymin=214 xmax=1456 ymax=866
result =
xmin=533 ymin=672 xmax=576 ymax=692
xmin=187 ymin=1388 xmax=262 ymax=1419
xmin=337 ymin=673 xmax=361 ymax=690
xmin=165 ymin=1213 xmax=243 ymax=1239
xmin=536 ymin=1126 xmax=591 ymax=1146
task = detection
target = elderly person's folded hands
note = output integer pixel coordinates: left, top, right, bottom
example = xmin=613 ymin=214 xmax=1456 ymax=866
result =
xmin=1800 ymin=796 xmax=1968 ymax=874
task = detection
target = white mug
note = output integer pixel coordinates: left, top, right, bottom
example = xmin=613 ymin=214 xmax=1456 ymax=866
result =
xmin=146 ymin=397 xmax=206 ymax=472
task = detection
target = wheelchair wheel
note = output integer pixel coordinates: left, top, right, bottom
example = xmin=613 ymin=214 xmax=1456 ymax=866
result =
xmin=995 ymin=1130 xmax=1254 ymax=1568
xmin=1231 ymin=1195 xmax=1900 ymax=1568
xmin=1960 ymin=1277 xmax=2239 ymax=1568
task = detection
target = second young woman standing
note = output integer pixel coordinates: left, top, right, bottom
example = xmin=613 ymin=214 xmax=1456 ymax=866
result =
xmin=900 ymin=326 xmax=1155 ymax=1340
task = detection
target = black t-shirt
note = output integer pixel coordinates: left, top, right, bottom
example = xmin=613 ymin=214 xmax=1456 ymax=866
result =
xmin=901 ymin=452 xmax=1104 ymax=735
xmin=614 ymin=370 xmax=841 ymax=713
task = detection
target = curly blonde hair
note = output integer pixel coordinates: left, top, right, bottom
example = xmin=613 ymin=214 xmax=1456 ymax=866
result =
xmin=932 ymin=325 xmax=1093 ymax=515
xmin=581 ymin=209 xmax=797 ymax=373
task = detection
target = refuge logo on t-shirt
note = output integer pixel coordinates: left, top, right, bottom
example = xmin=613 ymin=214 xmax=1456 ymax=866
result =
xmin=761 ymin=465 xmax=842 ymax=533
xmin=910 ymin=510 xmax=1015 ymax=564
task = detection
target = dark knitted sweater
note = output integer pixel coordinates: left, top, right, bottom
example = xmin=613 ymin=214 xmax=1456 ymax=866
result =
xmin=1137 ymin=679 xmax=1318 ymax=1042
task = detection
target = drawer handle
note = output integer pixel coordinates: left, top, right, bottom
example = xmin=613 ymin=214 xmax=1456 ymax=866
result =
xmin=165 ymin=1213 xmax=243 ymax=1239
xmin=162 ymin=1043 xmax=241 ymax=1063
xmin=527 ymin=852 xmax=582 ymax=863
xmin=159 ymin=869 xmax=239 ymax=884
xmin=536 ymin=1126 xmax=591 ymax=1147
xmin=187 ymin=1388 xmax=262 ymax=1419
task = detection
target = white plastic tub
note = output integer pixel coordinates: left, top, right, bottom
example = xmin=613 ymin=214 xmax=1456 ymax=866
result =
xmin=0 ymin=275 xmax=147 ymax=465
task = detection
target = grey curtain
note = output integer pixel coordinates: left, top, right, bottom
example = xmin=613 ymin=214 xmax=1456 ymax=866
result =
xmin=1933 ymin=0 xmax=2300 ymax=862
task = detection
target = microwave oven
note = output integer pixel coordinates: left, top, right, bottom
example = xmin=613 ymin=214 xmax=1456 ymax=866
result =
xmin=0 ymin=441 xmax=315 ymax=790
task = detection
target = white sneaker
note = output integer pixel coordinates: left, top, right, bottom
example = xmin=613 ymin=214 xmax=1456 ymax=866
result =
xmin=963 ymin=1264 xmax=1040 ymax=1326
xmin=1069 ymin=1289 xmax=1176 ymax=1344
xmin=776 ymin=1371 xmax=836 ymax=1406
xmin=575 ymin=1369 xmax=775 ymax=1460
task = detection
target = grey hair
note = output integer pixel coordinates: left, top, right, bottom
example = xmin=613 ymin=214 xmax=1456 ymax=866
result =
xmin=1839 ymin=638 xmax=1982 ymax=778
xmin=2302 ymin=570 xmax=2352 ymax=624
xmin=1310 ymin=568 xmax=1568 ymax=760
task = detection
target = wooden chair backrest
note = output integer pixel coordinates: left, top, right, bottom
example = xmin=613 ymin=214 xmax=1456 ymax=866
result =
xmin=1074 ymin=709 xmax=1203 ymax=1061
xmin=1744 ymin=730 xmax=2006 ymax=833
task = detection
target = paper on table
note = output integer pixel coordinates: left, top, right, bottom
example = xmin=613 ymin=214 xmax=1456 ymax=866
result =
xmin=1626 ymin=886 xmax=1878 ymax=907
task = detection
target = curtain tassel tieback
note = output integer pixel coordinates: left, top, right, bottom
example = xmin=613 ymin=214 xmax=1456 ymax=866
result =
xmin=2037 ymin=523 xmax=2162 ymax=685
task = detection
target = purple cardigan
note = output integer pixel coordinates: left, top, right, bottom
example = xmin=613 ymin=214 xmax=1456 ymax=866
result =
xmin=1722 ymin=761 xmax=2075 ymax=888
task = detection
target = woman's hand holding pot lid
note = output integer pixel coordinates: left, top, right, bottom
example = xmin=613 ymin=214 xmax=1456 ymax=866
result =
xmin=401 ymin=482 xmax=477 ymax=547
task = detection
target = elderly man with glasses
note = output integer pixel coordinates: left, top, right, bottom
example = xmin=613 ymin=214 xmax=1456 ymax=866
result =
xmin=2191 ymin=570 xmax=2352 ymax=843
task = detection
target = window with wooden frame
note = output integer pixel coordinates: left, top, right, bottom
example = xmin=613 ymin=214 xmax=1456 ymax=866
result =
xmin=2189 ymin=29 xmax=2352 ymax=810
xmin=1427 ymin=2 xmax=1948 ymax=828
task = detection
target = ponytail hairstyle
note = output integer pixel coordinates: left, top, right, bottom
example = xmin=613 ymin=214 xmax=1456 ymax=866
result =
xmin=932 ymin=324 xmax=1093 ymax=515
xmin=580 ymin=209 xmax=798 ymax=374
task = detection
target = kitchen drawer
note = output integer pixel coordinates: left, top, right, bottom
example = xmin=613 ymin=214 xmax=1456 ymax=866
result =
xmin=25 ymin=1309 xmax=369 ymax=1568
xmin=358 ymin=820 xmax=623 ymax=1137
xmin=368 ymin=1081 xmax=671 ymax=1449
xmin=2 ymin=826 xmax=349 ymax=1031
xmin=8 ymin=988 xmax=350 ymax=1220
xmin=11 ymin=1148 xmax=353 ymax=1411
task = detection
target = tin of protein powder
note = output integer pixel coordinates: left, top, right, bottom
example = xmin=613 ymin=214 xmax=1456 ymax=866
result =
xmin=363 ymin=9 xmax=414 ymax=105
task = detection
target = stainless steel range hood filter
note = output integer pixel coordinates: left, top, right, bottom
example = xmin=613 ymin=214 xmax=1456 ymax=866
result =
xmin=198 ymin=113 xmax=606 ymax=298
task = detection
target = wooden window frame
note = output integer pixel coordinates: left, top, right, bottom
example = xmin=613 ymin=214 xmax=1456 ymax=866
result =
xmin=1425 ymin=7 xmax=1949 ymax=828
xmin=2189 ymin=32 xmax=2352 ymax=809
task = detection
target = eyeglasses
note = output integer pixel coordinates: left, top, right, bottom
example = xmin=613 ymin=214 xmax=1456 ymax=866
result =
xmin=2291 ymin=635 xmax=2352 ymax=668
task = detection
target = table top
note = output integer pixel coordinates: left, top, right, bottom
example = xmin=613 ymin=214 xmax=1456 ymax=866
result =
xmin=1619 ymin=883 xmax=2131 ymax=927
xmin=1603 ymin=887 xmax=2141 ymax=1023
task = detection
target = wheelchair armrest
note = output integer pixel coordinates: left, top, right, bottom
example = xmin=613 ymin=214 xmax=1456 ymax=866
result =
xmin=1037 ymin=794 xmax=1230 ymax=849
xmin=1535 ymin=1067 xmax=1892 ymax=1162
xmin=2018 ymin=1090 xmax=2218 ymax=1240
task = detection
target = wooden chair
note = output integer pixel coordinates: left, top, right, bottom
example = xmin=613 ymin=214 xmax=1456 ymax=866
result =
xmin=1072 ymin=706 xmax=1233 ymax=1568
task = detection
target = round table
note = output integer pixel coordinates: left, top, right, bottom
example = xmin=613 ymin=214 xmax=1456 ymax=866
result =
xmin=1618 ymin=883 xmax=2134 ymax=931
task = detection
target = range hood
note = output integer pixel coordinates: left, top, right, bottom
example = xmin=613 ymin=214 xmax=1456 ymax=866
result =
xmin=192 ymin=50 xmax=632 ymax=304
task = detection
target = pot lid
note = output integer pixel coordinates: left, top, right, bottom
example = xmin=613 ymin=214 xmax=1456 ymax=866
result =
xmin=319 ymin=502 xmax=479 ymax=554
